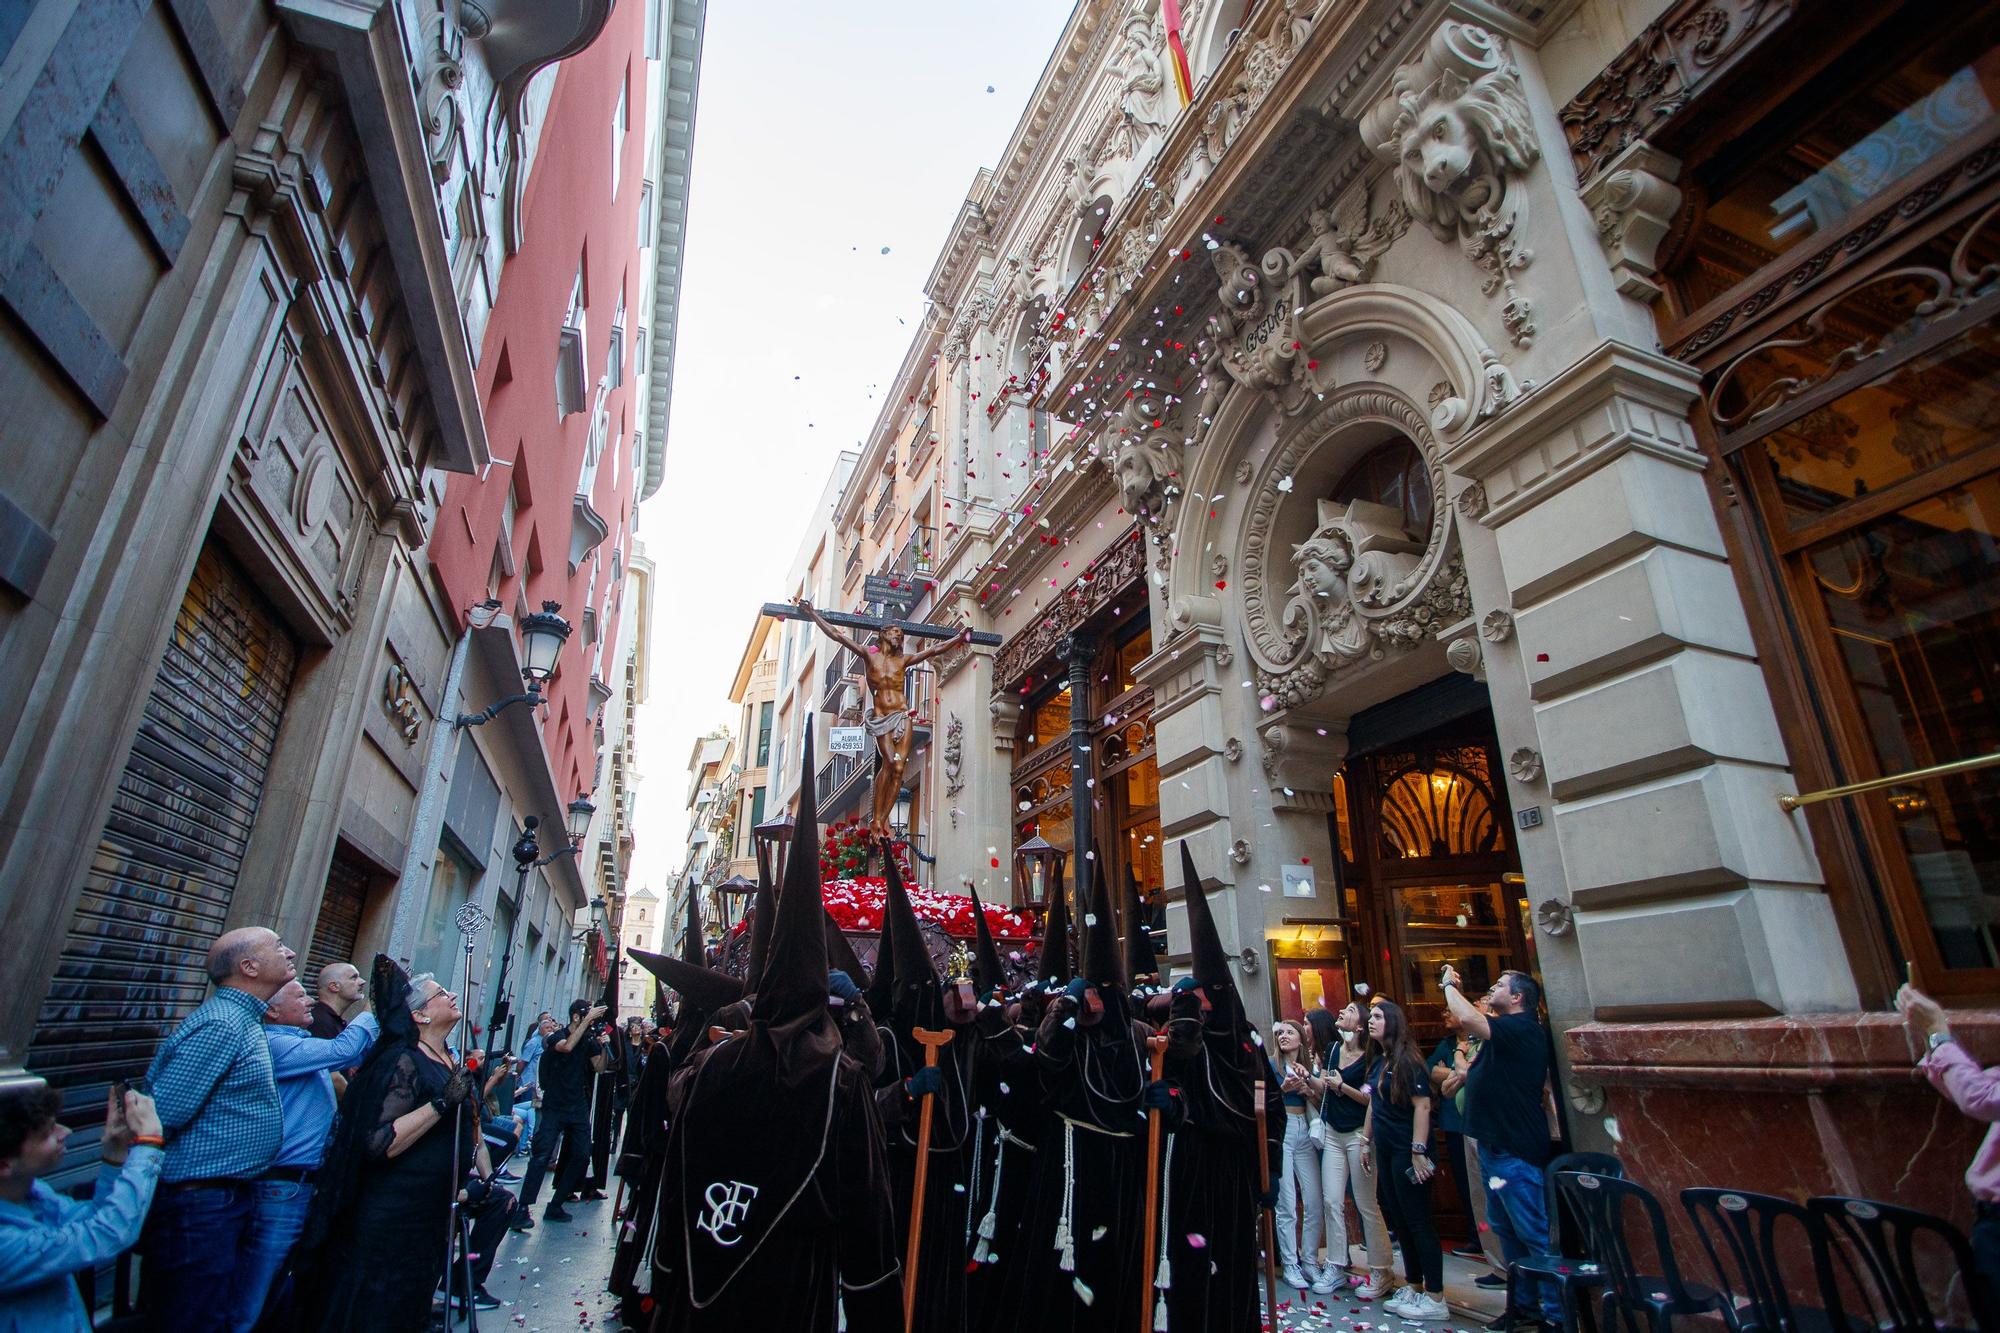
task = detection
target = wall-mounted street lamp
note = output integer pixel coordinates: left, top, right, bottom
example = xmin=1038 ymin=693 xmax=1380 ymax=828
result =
xmin=1013 ymin=834 xmax=1066 ymax=913
xmin=486 ymin=800 xmax=592 ymax=1044
xmin=456 ymin=601 xmax=573 ymax=728
xmin=566 ymin=795 xmax=597 ymax=844
xmin=752 ymin=813 xmax=794 ymax=891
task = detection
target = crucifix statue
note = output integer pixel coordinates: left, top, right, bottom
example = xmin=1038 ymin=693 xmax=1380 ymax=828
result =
xmin=790 ymin=597 xmax=973 ymax=839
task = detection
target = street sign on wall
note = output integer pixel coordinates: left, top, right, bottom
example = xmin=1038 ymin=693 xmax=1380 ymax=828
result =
xmin=829 ymin=726 xmax=866 ymax=756
xmin=863 ymin=574 xmax=920 ymax=611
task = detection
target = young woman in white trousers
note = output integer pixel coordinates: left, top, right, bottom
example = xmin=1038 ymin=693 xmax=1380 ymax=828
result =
xmin=1310 ymin=1002 xmax=1396 ymax=1299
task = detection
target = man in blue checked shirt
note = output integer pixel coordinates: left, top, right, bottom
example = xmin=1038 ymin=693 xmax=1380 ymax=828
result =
xmin=238 ymin=978 xmax=379 ymax=1331
xmin=0 ymin=1077 xmax=164 ymax=1333
xmin=138 ymin=925 xmax=296 ymax=1332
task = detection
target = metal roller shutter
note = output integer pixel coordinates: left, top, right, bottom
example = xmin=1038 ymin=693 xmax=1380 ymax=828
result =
xmin=306 ymin=848 xmax=370 ymax=984
xmin=27 ymin=542 xmax=297 ymax=1127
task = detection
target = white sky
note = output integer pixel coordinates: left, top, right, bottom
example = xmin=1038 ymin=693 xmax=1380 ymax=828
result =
xmin=629 ymin=2 xmax=1077 ymax=895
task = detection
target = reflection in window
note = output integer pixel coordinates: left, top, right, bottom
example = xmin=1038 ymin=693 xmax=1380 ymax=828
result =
xmin=1678 ymin=14 xmax=2000 ymax=309
xmin=1808 ymin=476 xmax=2000 ymax=969
xmin=1331 ymin=440 xmax=1434 ymax=538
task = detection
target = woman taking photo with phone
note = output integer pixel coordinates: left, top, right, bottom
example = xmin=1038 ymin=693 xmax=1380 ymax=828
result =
xmin=1269 ymin=1019 xmax=1323 ymax=1291
xmin=1310 ymin=1002 xmax=1395 ymax=1299
xmin=1359 ymin=999 xmax=1446 ymax=1320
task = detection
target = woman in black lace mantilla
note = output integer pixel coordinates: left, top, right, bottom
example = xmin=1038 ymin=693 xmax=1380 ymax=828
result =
xmin=298 ymin=955 xmax=491 ymax=1331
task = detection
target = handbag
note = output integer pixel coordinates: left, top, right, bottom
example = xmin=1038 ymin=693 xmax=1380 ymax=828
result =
xmin=1309 ymin=1113 xmax=1328 ymax=1149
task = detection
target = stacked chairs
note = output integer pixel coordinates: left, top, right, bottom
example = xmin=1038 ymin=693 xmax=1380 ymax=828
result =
xmin=1514 ymin=1170 xmax=1996 ymax=1333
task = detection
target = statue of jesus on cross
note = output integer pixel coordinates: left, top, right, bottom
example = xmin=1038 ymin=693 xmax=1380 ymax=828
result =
xmin=794 ymin=597 xmax=973 ymax=840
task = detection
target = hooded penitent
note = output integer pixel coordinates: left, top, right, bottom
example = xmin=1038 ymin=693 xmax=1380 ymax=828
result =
xmin=613 ymin=946 xmax=746 ymax=1317
xmin=1036 ymin=870 xmax=1075 ymax=988
xmin=1154 ymin=844 xmax=1272 ymax=1333
xmin=1123 ymin=864 xmax=1160 ymax=989
xmin=653 ymin=725 xmax=901 ymax=1333
xmin=965 ymin=880 xmax=1008 ymax=1000
xmin=991 ymin=858 xmax=1149 ymax=1331
xmin=876 ymin=852 xmax=973 ymax=1333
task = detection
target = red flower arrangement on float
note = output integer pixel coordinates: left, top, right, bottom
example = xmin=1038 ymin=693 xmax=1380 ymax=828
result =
xmin=820 ymin=877 xmax=1036 ymax=940
xmin=818 ymin=816 xmax=917 ymax=883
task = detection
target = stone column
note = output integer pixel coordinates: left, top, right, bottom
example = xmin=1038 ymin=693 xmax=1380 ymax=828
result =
xmin=1060 ymin=632 xmax=1097 ymax=886
xmin=1445 ymin=341 xmax=1859 ymax=1018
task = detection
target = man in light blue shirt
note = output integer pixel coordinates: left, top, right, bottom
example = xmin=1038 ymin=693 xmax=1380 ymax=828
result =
xmin=237 ymin=979 xmax=379 ymax=1331
xmin=0 ymin=1077 xmax=164 ymax=1333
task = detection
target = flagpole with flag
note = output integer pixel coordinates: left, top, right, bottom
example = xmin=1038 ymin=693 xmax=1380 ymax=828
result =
xmin=1161 ymin=0 xmax=1195 ymax=106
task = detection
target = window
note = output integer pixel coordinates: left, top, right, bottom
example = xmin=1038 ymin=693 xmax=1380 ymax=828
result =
xmin=638 ymin=181 xmax=655 ymax=249
xmin=756 ymin=701 xmax=774 ymax=767
xmin=612 ymin=70 xmax=629 ymax=199
xmin=750 ymin=785 xmax=767 ymax=841
xmin=557 ymin=268 xmax=587 ymax=417
xmin=645 ymin=0 xmax=662 ymax=60
xmin=607 ymin=291 xmax=626 ymax=390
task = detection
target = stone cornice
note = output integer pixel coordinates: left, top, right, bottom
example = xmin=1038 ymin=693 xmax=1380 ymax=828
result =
xmin=926 ymin=0 xmax=1125 ymax=310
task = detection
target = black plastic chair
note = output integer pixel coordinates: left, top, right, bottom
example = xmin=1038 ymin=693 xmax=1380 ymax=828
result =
xmin=1808 ymin=1194 xmax=1995 ymax=1333
xmin=1500 ymin=1150 xmax=1626 ymax=1333
xmin=1557 ymin=1171 xmax=1722 ymax=1333
xmin=1682 ymin=1187 xmax=1856 ymax=1333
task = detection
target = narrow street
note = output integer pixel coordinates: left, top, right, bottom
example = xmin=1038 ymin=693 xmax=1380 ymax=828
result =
xmin=455 ymin=1194 xmax=627 ymax=1332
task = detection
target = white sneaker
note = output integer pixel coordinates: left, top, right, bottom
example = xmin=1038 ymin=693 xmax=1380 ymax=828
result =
xmin=1282 ymin=1264 xmax=1309 ymax=1290
xmin=1355 ymin=1271 xmax=1395 ymax=1300
xmin=1310 ymin=1268 xmax=1343 ymax=1294
xmin=1402 ymin=1291 xmax=1450 ymax=1321
xmin=1384 ymin=1287 xmax=1417 ymax=1315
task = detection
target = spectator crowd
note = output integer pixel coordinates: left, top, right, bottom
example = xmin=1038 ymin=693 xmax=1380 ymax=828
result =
xmin=0 ymin=925 xmax=663 ymax=1332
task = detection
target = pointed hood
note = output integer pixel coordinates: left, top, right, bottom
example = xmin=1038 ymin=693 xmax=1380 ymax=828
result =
xmin=1037 ymin=869 xmax=1075 ymax=987
xmin=823 ymin=908 xmax=869 ymax=986
xmin=1081 ymin=857 xmax=1125 ymax=990
xmin=863 ymin=870 xmax=899 ymax=1015
xmin=882 ymin=853 xmax=937 ymax=993
xmin=744 ymin=867 xmax=777 ymax=993
xmin=681 ymin=884 xmax=705 ymax=967
xmin=1124 ymin=862 xmax=1160 ymax=984
xmin=964 ymin=880 xmax=1007 ymax=998
xmin=629 ymin=946 xmax=745 ymax=1015
xmin=751 ymin=725 xmax=832 ymax=1027
xmin=1180 ymin=843 xmax=1234 ymax=994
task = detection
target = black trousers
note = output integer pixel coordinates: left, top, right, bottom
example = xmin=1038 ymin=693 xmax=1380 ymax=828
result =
xmin=1974 ymin=1204 xmax=2000 ymax=1317
xmin=447 ymin=1182 xmax=518 ymax=1294
xmin=519 ymin=1108 xmax=591 ymax=1209
xmin=1377 ymin=1146 xmax=1445 ymax=1292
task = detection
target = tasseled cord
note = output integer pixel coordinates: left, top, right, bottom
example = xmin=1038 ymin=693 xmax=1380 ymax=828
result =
xmin=972 ymin=1126 xmax=1005 ymax=1265
xmin=1054 ymin=1121 xmax=1077 ymax=1273
xmin=1152 ymin=1134 xmax=1175 ymax=1331
xmin=965 ymin=1108 xmax=987 ymax=1250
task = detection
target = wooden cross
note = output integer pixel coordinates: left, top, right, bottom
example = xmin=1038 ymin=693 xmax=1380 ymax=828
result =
xmin=759 ymin=602 xmax=1000 ymax=647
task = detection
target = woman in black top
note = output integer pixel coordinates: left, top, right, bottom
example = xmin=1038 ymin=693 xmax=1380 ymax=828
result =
xmin=1359 ymin=999 xmax=1447 ymax=1319
xmin=1310 ymin=1002 xmax=1395 ymax=1298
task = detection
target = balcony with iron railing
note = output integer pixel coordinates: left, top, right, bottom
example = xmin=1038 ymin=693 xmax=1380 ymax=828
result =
xmin=842 ymin=540 xmax=864 ymax=587
xmin=816 ymin=748 xmax=871 ymax=812
xmin=869 ymin=479 xmax=895 ymax=539
xmin=820 ymin=646 xmax=861 ymax=713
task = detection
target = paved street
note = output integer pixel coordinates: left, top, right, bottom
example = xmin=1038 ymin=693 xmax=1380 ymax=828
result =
xmin=449 ymin=1193 xmax=629 ymax=1332
xmin=445 ymin=1209 xmax=1506 ymax=1333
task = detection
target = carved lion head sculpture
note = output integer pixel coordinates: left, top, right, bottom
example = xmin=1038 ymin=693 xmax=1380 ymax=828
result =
xmin=1360 ymin=23 xmax=1539 ymax=244
xmin=1113 ymin=436 xmax=1178 ymax=521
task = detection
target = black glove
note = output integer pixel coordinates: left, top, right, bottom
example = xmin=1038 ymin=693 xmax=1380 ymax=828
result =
xmin=1141 ymin=1080 xmax=1175 ymax=1110
xmin=907 ymin=1067 xmax=943 ymax=1098
xmin=440 ymin=1068 xmax=476 ymax=1107
xmin=828 ymin=969 xmax=862 ymax=1004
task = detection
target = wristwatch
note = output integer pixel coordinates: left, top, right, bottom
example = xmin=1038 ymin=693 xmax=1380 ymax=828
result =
xmin=1927 ymin=1030 xmax=1954 ymax=1056
xmin=429 ymin=1095 xmax=449 ymax=1117
xmin=1412 ymin=1142 xmax=1430 ymax=1155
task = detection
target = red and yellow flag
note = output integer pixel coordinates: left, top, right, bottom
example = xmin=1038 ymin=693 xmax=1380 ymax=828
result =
xmin=1161 ymin=0 xmax=1195 ymax=106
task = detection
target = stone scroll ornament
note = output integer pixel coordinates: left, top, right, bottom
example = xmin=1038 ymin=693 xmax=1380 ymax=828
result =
xmin=1360 ymin=22 xmax=1542 ymax=348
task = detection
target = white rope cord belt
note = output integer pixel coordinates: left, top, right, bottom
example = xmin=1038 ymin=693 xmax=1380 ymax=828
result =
xmin=966 ymin=1109 xmax=987 ymax=1251
xmin=1153 ymin=1132 xmax=1175 ymax=1330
